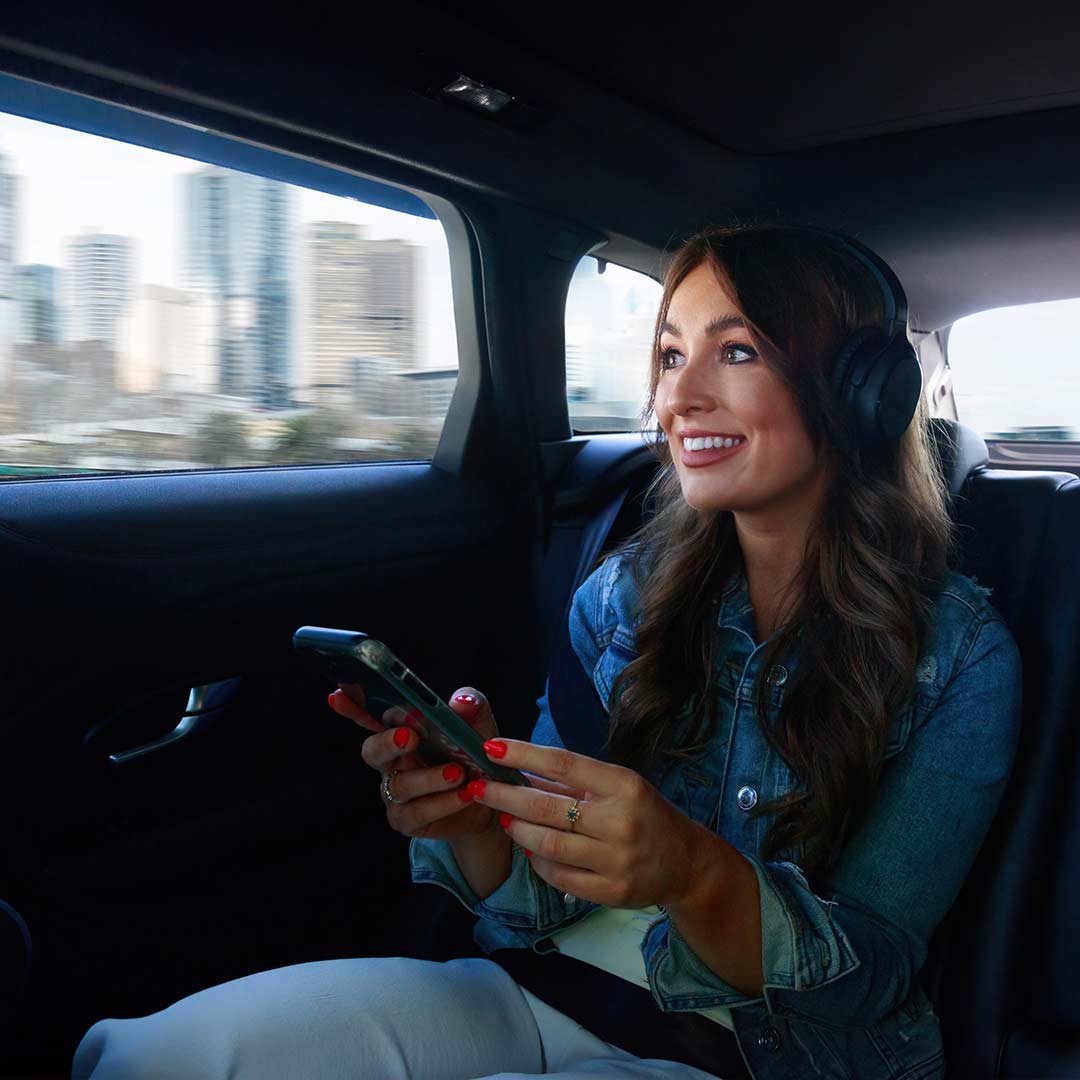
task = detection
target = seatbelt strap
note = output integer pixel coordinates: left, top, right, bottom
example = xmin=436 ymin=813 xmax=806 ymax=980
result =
xmin=546 ymin=486 xmax=629 ymax=763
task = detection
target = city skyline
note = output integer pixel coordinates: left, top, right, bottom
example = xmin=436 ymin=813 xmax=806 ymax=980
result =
xmin=0 ymin=109 xmax=456 ymax=374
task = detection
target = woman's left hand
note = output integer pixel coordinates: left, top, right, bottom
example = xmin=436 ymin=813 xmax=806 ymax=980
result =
xmin=466 ymin=739 xmax=709 ymax=910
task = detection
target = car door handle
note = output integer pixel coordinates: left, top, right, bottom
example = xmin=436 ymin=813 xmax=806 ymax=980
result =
xmin=109 ymin=678 xmax=242 ymax=765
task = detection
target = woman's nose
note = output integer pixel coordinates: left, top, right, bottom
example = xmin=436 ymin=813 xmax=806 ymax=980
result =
xmin=665 ymin=354 xmax=719 ymax=414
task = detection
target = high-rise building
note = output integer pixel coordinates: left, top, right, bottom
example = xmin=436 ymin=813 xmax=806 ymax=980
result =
xmin=65 ymin=230 xmax=134 ymax=350
xmin=15 ymin=264 xmax=60 ymax=344
xmin=184 ymin=167 xmax=292 ymax=406
xmin=307 ymin=222 xmax=371 ymax=404
xmin=565 ymin=342 xmax=590 ymax=402
xmin=117 ymin=284 xmax=212 ymax=394
xmin=0 ymin=151 xmax=17 ymax=407
xmin=365 ymin=238 xmax=418 ymax=369
xmin=304 ymin=222 xmax=419 ymax=407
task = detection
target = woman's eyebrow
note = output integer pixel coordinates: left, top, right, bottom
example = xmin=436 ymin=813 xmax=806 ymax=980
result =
xmin=660 ymin=314 xmax=747 ymax=337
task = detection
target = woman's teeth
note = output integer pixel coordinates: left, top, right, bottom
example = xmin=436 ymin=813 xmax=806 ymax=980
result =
xmin=684 ymin=435 xmax=746 ymax=451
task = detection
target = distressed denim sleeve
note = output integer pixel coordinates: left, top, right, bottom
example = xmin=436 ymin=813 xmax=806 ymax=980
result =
xmin=409 ymin=558 xmax=617 ymax=936
xmin=642 ymin=612 xmax=1023 ymax=1028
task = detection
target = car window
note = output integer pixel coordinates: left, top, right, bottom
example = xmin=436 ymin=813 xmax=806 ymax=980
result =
xmin=0 ymin=102 xmax=458 ymax=479
xmin=948 ymin=298 xmax=1080 ymax=442
xmin=565 ymin=256 xmax=662 ymax=434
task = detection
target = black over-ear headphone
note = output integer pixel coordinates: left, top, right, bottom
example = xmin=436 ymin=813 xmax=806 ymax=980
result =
xmin=789 ymin=225 xmax=924 ymax=444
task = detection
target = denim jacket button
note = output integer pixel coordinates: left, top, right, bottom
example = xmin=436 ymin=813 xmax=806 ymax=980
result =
xmin=757 ymin=1025 xmax=781 ymax=1051
xmin=767 ymin=664 xmax=788 ymax=686
xmin=737 ymin=786 xmax=758 ymax=811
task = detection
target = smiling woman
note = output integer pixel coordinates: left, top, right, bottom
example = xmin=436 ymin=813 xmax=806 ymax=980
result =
xmin=70 ymin=224 xmax=1021 ymax=1080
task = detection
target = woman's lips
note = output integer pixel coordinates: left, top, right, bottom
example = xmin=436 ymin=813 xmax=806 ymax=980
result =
xmin=680 ymin=439 xmax=748 ymax=468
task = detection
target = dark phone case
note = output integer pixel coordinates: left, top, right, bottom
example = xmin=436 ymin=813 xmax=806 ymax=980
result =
xmin=293 ymin=626 xmax=531 ymax=787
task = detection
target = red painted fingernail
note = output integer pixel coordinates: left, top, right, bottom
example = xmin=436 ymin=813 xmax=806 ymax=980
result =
xmin=453 ymin=693 xmax=478 ymax=707
xmin=403 ymin=707 xmax=424 ymax=729
xmin=484 ymin=740 xmax=507 ymax=759
xmin=327 ymin=692 xmax=338 ymax=709
xmin=466 ymin=780 xmax=486 ymax=800
xmin=525 ymin=850 xmax=533 ymax=859
xmin=443 ymin=764 xmax=464 ymax=783
xmin=393 ymin=728 xmax=411 ymax=748
xmin=457 ymin=788 xmax=473 ymax=802
xmin=499 ymin=812 xmax=513 ymax=829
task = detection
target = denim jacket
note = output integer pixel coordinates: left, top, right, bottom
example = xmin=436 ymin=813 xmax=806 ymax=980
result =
xmin=411 ymin=551 xmax=1023 ymax=1080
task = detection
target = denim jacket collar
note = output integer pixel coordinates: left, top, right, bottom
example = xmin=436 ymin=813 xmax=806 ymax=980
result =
xmin=716 ymin=567 xmax=754 ymax=629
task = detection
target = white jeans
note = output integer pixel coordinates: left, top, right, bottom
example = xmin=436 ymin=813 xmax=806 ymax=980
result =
xmin=71 ymin=956 xmax=729 ymax=1080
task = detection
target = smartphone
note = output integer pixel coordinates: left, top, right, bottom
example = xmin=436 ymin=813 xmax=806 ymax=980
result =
xmin=293 ymin=626 xmax=532 ymax=788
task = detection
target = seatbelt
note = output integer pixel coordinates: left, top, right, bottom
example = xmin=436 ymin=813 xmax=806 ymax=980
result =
xmin=546 ymin=486 xmax=629 ymax=763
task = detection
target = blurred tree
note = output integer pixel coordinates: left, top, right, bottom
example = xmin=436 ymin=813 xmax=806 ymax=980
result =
xmin=192 ymin=411 xmax=248 ymax=466
xmin=390 ymin=420 xmax=439 ymax=459
xmin=269 ymin=411 xmax=346 ymax=465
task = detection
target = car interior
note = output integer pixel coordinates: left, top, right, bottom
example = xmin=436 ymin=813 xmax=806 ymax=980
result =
xmin=0 ymin=4 xmax=1078 ymax=1077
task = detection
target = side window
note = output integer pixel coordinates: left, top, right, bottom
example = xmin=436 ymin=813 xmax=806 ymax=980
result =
xmin=948 ymin=298 xmax=1080 ymax=442
xmin=0 ymin=103 xmax=458 ymax=479
xmin=565 ymin=256 xmax=662 ymax=433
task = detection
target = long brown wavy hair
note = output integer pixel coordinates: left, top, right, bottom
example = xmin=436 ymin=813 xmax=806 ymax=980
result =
xmin=600 ymin=221 xmax=954 ymax=887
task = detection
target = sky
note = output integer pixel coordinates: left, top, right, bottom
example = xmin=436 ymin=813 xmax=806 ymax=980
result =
xmin=0 ymin=110 xmax=457 ymax=370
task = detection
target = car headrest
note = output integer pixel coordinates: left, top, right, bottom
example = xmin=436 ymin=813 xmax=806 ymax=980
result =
xmin=928 ymin=418 xmax=989 ymax=497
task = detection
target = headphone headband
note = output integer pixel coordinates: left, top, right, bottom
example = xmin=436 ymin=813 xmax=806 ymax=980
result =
xmin=785 ymin=225 xmax=909 ymax=343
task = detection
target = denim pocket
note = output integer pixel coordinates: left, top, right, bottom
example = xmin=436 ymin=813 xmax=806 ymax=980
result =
xmin=594 ymin=629 xmax=639 ymax=704
xmin=676 ymin=765 xmax=717 ymax=824
xmin=866 ymin=982 xmax=945 ymax=1078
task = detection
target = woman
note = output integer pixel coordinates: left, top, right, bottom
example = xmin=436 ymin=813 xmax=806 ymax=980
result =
xmin=72 ymin=223 xmax=1022 ymax=1080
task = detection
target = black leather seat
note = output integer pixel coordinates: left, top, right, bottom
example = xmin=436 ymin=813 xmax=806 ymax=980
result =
xmin=921 ymin=446 xmax=1080 ymax=1078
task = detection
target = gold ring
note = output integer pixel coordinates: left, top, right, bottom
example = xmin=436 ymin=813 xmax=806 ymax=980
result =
xmin=565 ymin=799 xmax=581 ymax=830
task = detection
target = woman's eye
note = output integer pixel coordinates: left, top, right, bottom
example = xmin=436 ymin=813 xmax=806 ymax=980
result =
xmin=659 ymin=347 xmax=683 ymax=371
xmin=723 ymin=344 xmax=757 ymax=364
xmin=658 ymin=343 xmax=757 ymax=371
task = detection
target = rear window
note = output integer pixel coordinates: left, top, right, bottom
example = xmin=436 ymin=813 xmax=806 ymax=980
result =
xmin=948 ymin=298 xmax=1080 ymax=442
xmin=565 ymin=256 xmax=662 ymax=433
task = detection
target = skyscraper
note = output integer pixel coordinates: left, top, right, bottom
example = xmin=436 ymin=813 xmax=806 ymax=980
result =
xmin=306 ymin=222 xmax=369 ymax=404
xmin=66 ymin=230 xmax=134 ymax=350
xmin=118 ymin=285 xmax=211 ymax=394
xmin=184 ymin=167 xmax=293 ymax=406
xmin=15 ymin=264 xmax=60 ymax=344
xmin=305 ymin=222 xmax=419 ymax=408
xmin=364 ymin=238 xmax=418 ymax=371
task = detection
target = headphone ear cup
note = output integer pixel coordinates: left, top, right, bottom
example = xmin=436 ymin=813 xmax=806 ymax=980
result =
xmin=830 ymin=327 xmax=881 ymax=402
xmin=865 ymin=342 xmax=923 ymax=440
xmin=831 ymin=329 xmax=921 ymax=443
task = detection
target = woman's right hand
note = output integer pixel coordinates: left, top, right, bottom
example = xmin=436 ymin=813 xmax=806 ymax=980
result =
xmin=329 ymin=684 xmax=501 ymax=841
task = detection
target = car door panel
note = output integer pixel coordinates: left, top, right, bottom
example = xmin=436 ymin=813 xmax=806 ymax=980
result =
xmin=0 ymin=461 xmax=541 ymax=1071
